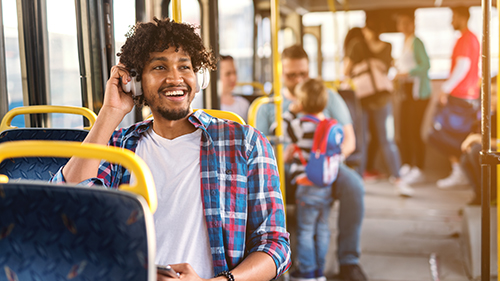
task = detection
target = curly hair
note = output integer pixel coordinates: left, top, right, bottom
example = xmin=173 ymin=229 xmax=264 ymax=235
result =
xmin=117 ymin=17 xmax=217 ymax=80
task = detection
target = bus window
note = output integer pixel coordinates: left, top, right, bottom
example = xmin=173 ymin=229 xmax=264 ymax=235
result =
xmin=114 ymin=0 xmax=139 ymax=125
xmin=46 ymin=0 xmax=82 ymax=128
xmin=278 ymin=27 xmax=296 ymax=53
xmin=303 ymin=10 xmax=365 ymax=81
xmin=1 ymin=0 xmax=24 ymax=127
xmin=219 ymin=0 xmax=254 ymax=95
xmin=256 ymin=16 xmax=272 ymax=86
xmin=303 ymin=33 xmax=319 ymax=78
xmin=413 ymin=7 xmax=499 ymax=79
xmin=114 ymin=0 xmax=136 ymax=64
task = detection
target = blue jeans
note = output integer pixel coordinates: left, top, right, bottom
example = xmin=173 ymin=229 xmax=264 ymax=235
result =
xmin=295 ymin=164 xmax=365 ymax=271
xmin=332 ymin=164 xmax=365 ymax=265
xmin=361 ymin=102 xmax=402 ymax=178
xmin=295 ymin=184 xmax=333 ymax=273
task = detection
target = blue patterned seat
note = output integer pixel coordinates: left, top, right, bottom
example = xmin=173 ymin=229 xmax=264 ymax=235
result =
xmin=0 ymin=181 xmax=156 ymax=281
xmin=0 ymin=129 xmax=88 ymax=181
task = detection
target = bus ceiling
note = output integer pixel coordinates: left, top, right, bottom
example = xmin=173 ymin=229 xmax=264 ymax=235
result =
xmin=255 ymin=0 xmax=482 ymax=14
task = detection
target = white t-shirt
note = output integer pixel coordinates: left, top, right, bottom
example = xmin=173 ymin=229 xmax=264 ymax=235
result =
xmin=221 ymin=96 xmax=250 ymax=122
xmin=135 ymin=128 xmax=214 ymax=278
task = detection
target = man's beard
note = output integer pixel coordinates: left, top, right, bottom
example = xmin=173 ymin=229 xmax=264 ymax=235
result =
xmin=157 ymin=107 xmax=190 ymax=121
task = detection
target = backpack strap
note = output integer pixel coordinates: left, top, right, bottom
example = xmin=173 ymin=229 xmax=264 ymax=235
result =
xmin=293 ymin=144 xmax=308 ymax=166
xmin=300 ymin=114 xmax=321 ymax=124
xmin=311 ymin=119 xmax=338 ymax=157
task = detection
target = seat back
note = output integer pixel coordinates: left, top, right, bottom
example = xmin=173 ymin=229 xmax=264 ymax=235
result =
xmin=0 ymin=106 xmax=96 ymax=181
xmin=1 ymin=182 xmax=154 ymax=281
xmin=0 ymin=141 xmax=157 ymax=281
xmin=0 ymin=129 xmax=88 ymax=181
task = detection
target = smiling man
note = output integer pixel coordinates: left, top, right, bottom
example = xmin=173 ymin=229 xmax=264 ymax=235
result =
xmin=51 ymin=18 xmax=290 ymax=281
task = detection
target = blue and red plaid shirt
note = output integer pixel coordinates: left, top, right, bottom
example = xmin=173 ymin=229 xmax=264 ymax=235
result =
xmin=51 ymin=110 xmax=291 ymax=278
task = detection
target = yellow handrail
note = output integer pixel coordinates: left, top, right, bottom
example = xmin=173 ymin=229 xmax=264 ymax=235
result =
xmin=236 ymin=82 xmax=269 ymax=96
xmin=247 ymin=96 xmax=276 ymax=128
xmin=193 ymin=109 xmax=246 ymax=125
xmin=172 ymin=0 xmax=182 ymax=22
xmin=324 ymin=80 xmax=340 ymax=92
xmin=0 ymin=105 xmax=97 ymax=132
xmin=0 ymin=140 xmax=158 ymax=213
xmin=497 ymin=9 xmax=500 ymax=274
xmin=271 ymin=0 xmax=286 ymax=205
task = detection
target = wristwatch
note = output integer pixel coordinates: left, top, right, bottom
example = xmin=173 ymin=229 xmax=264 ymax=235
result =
xmin=216 ymin=270 xmax=235 ymax=281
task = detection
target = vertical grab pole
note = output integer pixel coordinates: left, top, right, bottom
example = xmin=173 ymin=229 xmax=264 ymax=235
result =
xmin=270 ymin=0 xmax=286 ymax=205
xmin=480 ymin=0 xmax=492 ymax=280
xmin=498 ymin=4 xmax=500 ymax=275
xmin=327 ymin=0 xmax=341 ymax=84
xmin=172 ymin=0 xmax=182 ymax=23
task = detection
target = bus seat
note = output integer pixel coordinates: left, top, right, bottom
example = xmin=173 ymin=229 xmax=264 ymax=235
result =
xmin=337 ymin=89 xmax=363 ymax=175
xmin=193 ymin=109 xmax=246 ymax=125
xmin=0 ymin=141 xmax=157 ymax=281
xmin=148 ymin=109 xmax=246 ymax=125
xmin=0 ymin=106 xmax=96 ymax=181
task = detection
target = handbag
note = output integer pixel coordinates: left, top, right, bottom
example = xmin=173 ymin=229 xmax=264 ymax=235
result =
xmin=350 ymin=58 xmax=394 ymax=99
xmin=428 ymin=98 xmax=479 ymax=157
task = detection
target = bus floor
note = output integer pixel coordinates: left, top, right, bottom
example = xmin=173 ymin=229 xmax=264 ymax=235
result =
xmin=283 ymin=173 xmax=498 ymax=281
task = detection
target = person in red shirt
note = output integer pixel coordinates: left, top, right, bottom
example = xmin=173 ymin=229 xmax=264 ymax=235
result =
xmin=436 ymin=6 xmax=480 ymax=188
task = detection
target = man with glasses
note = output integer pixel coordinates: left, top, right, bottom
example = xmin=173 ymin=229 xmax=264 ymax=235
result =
xmin=256 ymin=45 xmax=366 ymax=281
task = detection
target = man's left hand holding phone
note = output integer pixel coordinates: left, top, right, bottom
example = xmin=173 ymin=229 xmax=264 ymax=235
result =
xmin=157 ymin=264 xmax=180 ymax=279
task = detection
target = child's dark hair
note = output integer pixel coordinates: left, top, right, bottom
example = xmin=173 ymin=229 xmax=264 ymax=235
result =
xmin=295 ymin=78 xmax=328 ymax=114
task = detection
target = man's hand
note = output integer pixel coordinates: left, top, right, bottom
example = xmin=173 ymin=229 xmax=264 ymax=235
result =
xmin=288 ymin=102 xmax=302 ymax=115
xmin=283 ymin=145 xmax=296 ymax=163
xmin=157 ymin=263 xmax=217 ymax=281
xmin=439 ymin=92 xmax=449 ymax=106
xmin=461 ymin=133 xmax=482 ymax=152
xmin=102 ymin=64 xmax=136 ymax=118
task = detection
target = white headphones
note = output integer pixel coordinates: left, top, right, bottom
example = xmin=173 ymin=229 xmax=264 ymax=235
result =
xmin=122 ymin=68 xmax=210 ymax=95
xmin=196 ymin=68 xmax=210 ymax=92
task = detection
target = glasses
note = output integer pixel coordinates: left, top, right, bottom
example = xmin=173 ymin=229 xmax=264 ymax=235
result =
xmin=284 ymin=72 xmax=308 ymax=80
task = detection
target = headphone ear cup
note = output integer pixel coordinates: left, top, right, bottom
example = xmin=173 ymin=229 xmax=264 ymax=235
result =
xmin=196 ymin=68 xmax=210 ymax=92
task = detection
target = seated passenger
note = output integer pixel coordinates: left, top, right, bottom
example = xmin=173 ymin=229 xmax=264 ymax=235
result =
xmin=460 ymin=78 xmax=497 ymax=205
xmin=51 ymin=18 xmax=290 ymax=281
xmin=256 ymin=45 xmax=367 ymax=281
xmin=219 ymin=55 xmax=250 ymax=122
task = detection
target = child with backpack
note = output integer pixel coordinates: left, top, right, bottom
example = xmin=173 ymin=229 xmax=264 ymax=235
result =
xmin=281 ymin=78 xmax=344 ymax=281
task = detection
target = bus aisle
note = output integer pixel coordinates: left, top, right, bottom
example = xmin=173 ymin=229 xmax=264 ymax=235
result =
xmin=325 ymin=173 xmax=495 ymax=280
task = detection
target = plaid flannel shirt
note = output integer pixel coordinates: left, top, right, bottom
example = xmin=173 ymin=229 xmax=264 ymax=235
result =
xmin=51 ymin=110 xmax=291 ymax=278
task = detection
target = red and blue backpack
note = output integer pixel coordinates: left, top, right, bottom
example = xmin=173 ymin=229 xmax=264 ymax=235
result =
xmin=294 ymin=115 xmax=344 ymax=187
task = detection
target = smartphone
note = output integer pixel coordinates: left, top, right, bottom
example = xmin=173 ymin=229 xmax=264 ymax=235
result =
xmin=156 ymin=264 xmax=179 ymax=278
xmin=121 ymin=69 xmax=143 ymax=97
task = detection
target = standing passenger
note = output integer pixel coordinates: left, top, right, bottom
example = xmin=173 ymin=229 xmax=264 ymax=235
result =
xmin=344 ymin=16 xmax=414 ymax=197
xmin=257 ymin=45 xmax=367 ymax=281
xmin=219 ymin=55 xmax=250 ymax=121
xmin=435 ymin=6 xmax=480 ymax=188
xmin=281 ymin=78 xmax=340 ymax=281
xmin=395 ymin=12 xmax=431 ymax=184
xmin=51 ymin=18 xmax=290 ymax=281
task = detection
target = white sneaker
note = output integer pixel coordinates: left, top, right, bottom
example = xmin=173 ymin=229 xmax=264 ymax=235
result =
xmin=437 ymin=165 xmax=468 ymax=189
xmin=399 ymin=164 xmax=411 ymax=177
xmin=395 ymin=180 xmax=414 ymax=197
xmin=402 ymin=167 xmax=426 ymax=185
